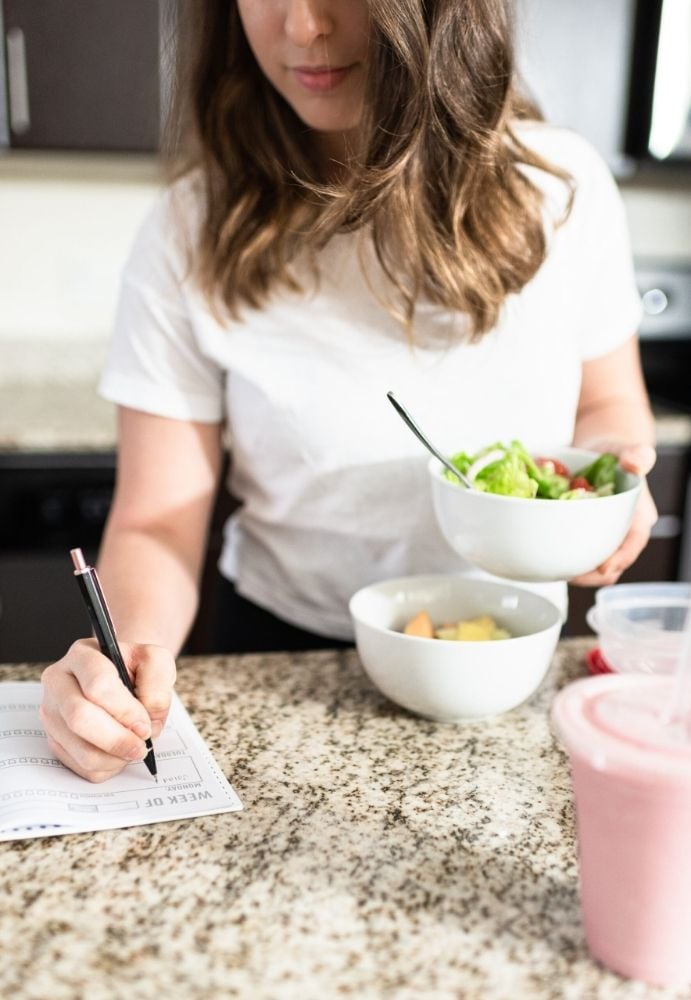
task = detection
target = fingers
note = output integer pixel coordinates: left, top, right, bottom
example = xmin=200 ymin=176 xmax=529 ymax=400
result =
xmin=129 ymin=645 xmax=176 ymax=738
xmin=67 ymin=640 xmax=154 ymax=738
xmin=570 ymin=485 xmax=658 ymax=587
xmin=43 ymin=723 xmax=136 ymax=785
xmin=41 ymin=661 xmax=150 ymax=765
xmin=572 ymin=524 xmax=648 ymax=587
xmin=40 ymin=637 xmax=177 ymax=782
xmin=616 ymin=443 xmax=656 ymax=476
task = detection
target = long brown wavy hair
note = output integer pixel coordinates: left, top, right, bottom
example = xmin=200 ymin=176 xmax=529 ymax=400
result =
xmin=166 ymin=0 xmax=572 ymax=340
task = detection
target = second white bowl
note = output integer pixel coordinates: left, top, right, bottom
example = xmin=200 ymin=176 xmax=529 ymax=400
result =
xmin=349 ymin=574 xmax=562 ymax=722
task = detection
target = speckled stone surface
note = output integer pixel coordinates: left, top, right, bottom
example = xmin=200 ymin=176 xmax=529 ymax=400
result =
xmin=0 ymin=640 xmax=688 ymax=1000
xmin=0 ymin=382 xmax=116 ymax=452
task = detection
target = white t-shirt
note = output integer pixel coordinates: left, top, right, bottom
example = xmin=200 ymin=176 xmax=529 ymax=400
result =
xmin=99 ymin=123 xmax=642 ymax=639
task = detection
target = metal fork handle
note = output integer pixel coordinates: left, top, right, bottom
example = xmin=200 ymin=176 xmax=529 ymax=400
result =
xmin=386 ymin=391 xmax=471 ymax=489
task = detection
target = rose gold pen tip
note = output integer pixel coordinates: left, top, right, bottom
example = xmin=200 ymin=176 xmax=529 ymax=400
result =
xmin=70 ymin=548 xmax=88 ymax=572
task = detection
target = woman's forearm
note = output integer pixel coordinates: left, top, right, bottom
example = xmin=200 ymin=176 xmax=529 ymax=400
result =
xmin=92 ymin=410 xmax=223 ymax=655
xmin=573 ymin=393 xmax=656 ymax=452
xmin=96 ymin=523 xmax=202 ymax=655
xmin=573 ymin=337 xmax=656 ymax=453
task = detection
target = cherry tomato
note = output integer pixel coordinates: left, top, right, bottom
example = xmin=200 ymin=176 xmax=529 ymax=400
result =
xmin=535 ymin=456 xmax=570 ymax=478
xmin=569 ymin=475 xmax=594 ymax=491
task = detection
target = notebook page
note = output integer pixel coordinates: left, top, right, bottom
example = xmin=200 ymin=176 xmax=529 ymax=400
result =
xmin=0 ymin=683 xmax=242 ymax=840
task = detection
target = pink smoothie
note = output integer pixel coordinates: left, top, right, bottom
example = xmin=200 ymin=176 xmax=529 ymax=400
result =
xmin=552 ymin=673 xmax=691 ymax=987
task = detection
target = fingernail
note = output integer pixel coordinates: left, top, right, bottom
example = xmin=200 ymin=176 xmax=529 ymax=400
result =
xmin=133 ymin=721 xmax=151 ymax=740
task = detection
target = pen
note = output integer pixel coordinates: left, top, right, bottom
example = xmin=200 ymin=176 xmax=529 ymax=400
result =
xmin=69 ymin=547 xmax=158 ymax=781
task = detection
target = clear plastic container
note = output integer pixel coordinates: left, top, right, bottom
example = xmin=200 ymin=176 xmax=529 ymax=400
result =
xmin=586 ymin=582 xmax=691 ymax=675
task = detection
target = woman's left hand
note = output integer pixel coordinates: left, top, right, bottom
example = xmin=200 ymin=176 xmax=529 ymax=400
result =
xmin=570 ymin=443 xmax=658 ymax=587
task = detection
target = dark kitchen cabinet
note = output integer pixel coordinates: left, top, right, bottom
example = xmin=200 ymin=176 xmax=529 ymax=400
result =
xmin=0 ymin=452 xmax=116 ymax=663
xmin=567 ymin=443 xmax=691 ymax=635
xmin=0 ymin=450 xmax=233 ymax=663
xmin=1 ymin=0 xmax=162 ymax=151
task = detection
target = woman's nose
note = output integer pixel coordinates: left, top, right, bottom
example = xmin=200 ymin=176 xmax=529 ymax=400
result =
xmin=284 ymin=0 xmax=335 ymax=48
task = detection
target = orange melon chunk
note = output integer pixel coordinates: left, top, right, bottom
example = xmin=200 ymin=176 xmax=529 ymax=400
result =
xmin=403 ymin=610 xmax=434 ymax=638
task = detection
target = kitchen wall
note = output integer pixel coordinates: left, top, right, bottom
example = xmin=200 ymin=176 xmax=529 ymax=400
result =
xmin=0 ymin=154 xmax=161 ymax=380
xmin=1 ymin=153 xmax=691 ymax=379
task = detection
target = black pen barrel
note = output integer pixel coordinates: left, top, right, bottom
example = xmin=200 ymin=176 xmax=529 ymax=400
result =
xmin=75 ymin=572 xmax=134 ymax=692
xmin=72 ymin=558 xmax=158 ymax=778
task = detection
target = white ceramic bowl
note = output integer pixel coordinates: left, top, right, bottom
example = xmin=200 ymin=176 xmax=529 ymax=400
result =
xmin=349 ymin=574 xmax=561 ymax=722
xmin=586 ymin=582 xmax=691 ymax=675
xmin=429 ymin=447 xmax=642 ymax=582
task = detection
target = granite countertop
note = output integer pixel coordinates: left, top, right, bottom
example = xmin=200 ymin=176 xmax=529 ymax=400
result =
xmin=0 ymin=382 xmax=117 ymax=452
xmin=0 ymin=341 xmax=114 ymax=452
xmin=0 ymin=638 xmax=686 ymax=1000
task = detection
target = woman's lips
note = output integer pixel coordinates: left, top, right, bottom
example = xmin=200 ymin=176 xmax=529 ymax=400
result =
xmin=292 ymin=65 xmax=354 ymax=92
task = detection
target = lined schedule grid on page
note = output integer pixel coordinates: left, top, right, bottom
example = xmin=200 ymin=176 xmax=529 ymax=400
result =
xmin=0 ymin=683 xmax=242 ymax=840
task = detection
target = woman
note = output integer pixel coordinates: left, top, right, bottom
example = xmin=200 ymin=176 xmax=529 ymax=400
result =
xmin=41 ymin=0 xmax=656 ymax=781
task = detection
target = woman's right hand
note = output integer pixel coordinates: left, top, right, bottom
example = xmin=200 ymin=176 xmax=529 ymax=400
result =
xmin=40 ymin=638 xmax=176 ymax=783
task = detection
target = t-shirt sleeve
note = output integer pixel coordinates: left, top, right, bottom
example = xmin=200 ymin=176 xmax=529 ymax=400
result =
xmin=559 ymin=134 xmax=643 ymax=361
xmin=98 ymin=189 xmax=225 ymax=423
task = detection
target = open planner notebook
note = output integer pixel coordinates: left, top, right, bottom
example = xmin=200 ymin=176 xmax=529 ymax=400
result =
xmin=0 ymin=682 xmax=242 ymax=841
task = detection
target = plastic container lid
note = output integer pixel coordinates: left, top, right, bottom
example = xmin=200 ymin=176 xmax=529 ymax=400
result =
xmin=593 ymin=582 xmax=691 ymax=635
xmin=586 ymin=583 xmax=691 ymax=676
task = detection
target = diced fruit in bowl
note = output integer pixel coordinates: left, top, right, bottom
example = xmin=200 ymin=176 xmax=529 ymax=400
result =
xmin=349 ymin=574 xmax=561 ymax=722
xmin=430 ymin=445 xmax=642 ymax=583
xmin=403 ymin=611 xmax=510 ymax=641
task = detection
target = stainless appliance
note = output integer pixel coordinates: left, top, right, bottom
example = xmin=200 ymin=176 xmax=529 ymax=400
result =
xmin=636 ymin=262 xmax=691 ymax=584
xmin=637 ymin=262 xmax=691 ymax=413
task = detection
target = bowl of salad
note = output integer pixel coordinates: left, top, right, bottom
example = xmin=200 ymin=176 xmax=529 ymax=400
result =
xmin=429 ymin=442 xmax=642 ymax=582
